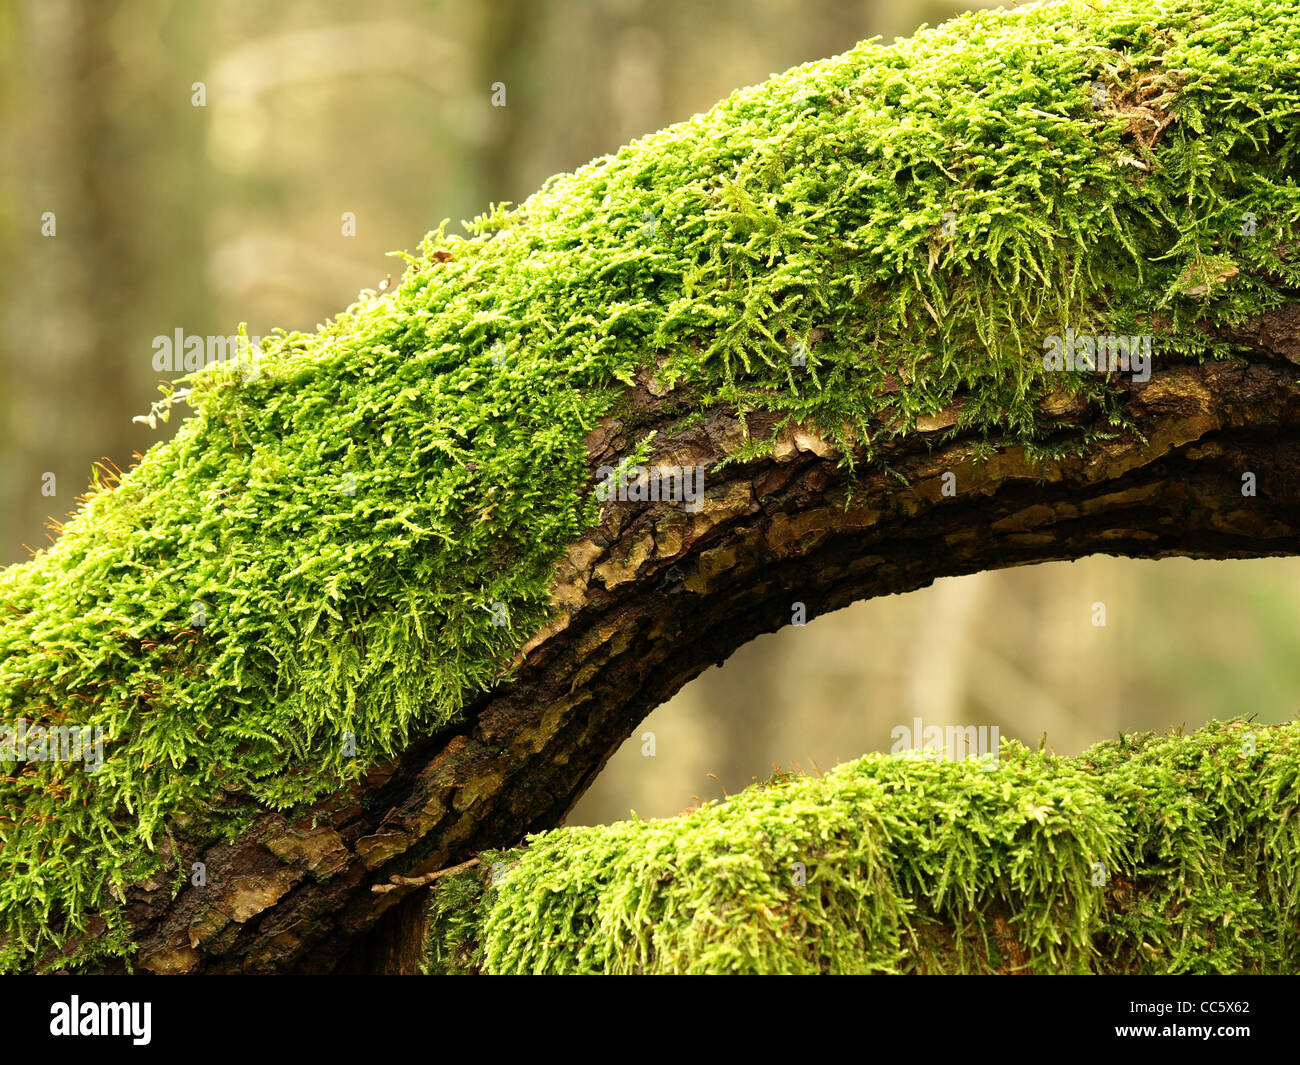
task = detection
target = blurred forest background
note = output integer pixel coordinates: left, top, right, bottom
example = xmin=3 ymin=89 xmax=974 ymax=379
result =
xmin=1 ymin=0 xmax=1296 ymax=827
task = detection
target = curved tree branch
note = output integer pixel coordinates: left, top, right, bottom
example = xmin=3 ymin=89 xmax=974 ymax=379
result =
xmin=9 ymin=0 xmax=1300 ymax=974
xmin=68 ymin=306 xmax=1296 ymax=975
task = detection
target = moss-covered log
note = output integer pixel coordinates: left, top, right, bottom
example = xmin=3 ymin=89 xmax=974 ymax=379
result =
xmin=425 ymin=720 xmax=1300 ymax=974
xmin=2 ymin=0 xmax=1299 ymax=973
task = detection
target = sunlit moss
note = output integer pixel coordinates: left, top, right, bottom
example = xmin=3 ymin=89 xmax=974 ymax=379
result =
xmin=426 ymin=720 xmax=1300 ymax=974
xmin=3 ymin=0 xmax=1299 ymax=970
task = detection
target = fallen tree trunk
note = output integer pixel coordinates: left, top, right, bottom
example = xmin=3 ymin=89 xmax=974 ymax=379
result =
xmin=3 ymin=0 xmax=1299 ymax=973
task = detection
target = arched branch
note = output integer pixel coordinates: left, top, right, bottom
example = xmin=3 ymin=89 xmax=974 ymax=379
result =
xmin=8 ymin=0 xmax=1300 ymax=974
xmin=86 ymin=307 xmax=1300 ymax=974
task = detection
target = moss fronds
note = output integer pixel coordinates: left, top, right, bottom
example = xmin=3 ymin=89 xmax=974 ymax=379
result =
xmin=426 ymin=720 xmax=1300 ymax=974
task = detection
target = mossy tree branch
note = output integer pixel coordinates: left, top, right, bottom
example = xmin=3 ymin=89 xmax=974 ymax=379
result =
xmin=424 ymin=719 xmax=1300 ymax=975
xmin=4 ymin=0 xmax=1299 ymax=973
xmin=60 ymin=306 xmax=1300 ymax=974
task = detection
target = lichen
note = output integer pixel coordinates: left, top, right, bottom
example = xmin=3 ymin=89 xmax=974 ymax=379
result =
xmin=425 ymin=720 xmax=1300 ymax=974
xmin=3 ymin=0 xmax=1299 ymax=970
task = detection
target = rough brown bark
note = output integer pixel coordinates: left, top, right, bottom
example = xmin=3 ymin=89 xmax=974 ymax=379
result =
xmin=47 ymin=303 xmax=1300 ymax=974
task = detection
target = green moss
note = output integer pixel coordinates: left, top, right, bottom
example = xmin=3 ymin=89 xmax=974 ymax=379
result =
xmin=3 ymin=0 xmax=1299 ymax=970
xmin=426 ymin=720 xmax=1300 ymax=974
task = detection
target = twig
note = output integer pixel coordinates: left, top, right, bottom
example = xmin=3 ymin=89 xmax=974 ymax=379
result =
xmin=371 ymin=857 xmax=481 ymax=894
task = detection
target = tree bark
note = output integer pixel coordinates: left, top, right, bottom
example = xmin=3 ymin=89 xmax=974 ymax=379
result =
xmin=45 ymin=299 xmax=1299 ymax=974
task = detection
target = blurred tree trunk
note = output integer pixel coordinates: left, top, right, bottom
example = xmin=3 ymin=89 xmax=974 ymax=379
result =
xmin=0 ymin=0 xmax=130 ymax=563
xmin=0 ymin=0 xmax=212 ymax=566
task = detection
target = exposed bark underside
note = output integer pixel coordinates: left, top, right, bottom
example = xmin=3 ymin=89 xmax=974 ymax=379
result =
xmin=53 ymin=303 xmax=1300 ymax=974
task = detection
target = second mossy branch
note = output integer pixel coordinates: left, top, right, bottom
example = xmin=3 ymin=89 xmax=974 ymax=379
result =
xmin=426 ymin=720 xmax=1300 ymax=975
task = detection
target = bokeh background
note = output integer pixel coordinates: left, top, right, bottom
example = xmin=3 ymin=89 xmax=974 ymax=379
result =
xmin=1 ymin=0 xmax=1296 ymax=827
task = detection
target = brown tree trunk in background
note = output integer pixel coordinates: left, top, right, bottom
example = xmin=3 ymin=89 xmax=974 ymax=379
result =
xmin=0 ymin=0 xmax=212 ymax=566
xmin=47 ymin=303 xmax=1300 ymax=974
xmin=1 ymin=0 xmax=126 ymax=565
